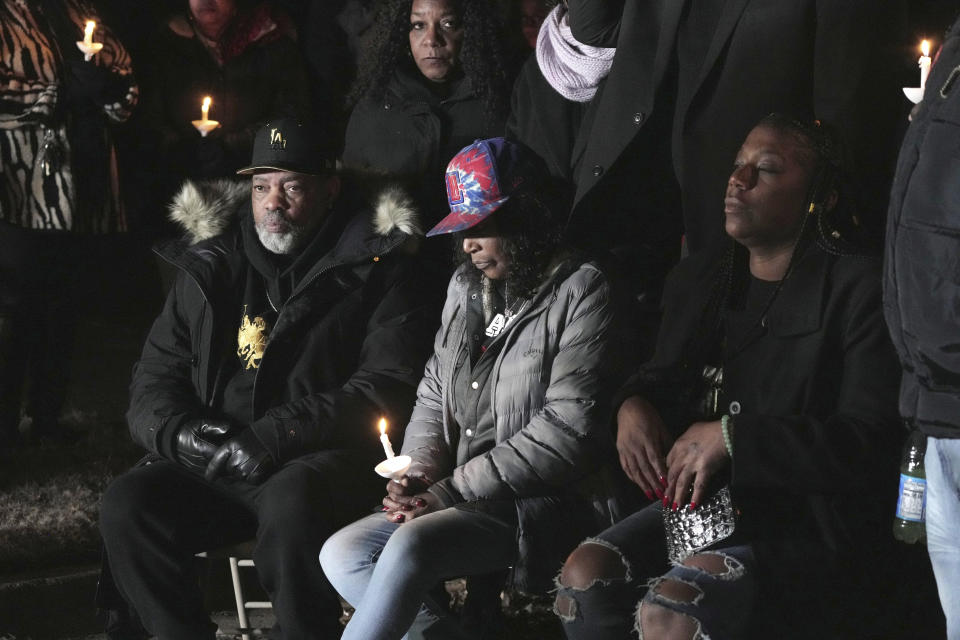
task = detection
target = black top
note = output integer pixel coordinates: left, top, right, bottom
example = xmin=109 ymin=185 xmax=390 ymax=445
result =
xmin=450 ymin=280 xmax=508 ymax=466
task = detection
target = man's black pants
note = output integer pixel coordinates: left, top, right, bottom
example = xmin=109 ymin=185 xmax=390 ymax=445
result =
xmin=99 ymin=452 xmax=382 ymax=639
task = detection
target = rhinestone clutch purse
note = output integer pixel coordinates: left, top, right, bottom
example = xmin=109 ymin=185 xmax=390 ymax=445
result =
xmin=663 ymin=486 xmax=737 ymax=563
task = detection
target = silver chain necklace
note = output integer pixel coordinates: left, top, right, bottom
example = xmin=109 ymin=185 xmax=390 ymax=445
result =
xmin=482 ymin=278 xmax=524 ymax=338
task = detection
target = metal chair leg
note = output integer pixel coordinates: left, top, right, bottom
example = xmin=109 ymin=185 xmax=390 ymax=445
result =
xmin=228 ymin=556 xmax=252 ymax=640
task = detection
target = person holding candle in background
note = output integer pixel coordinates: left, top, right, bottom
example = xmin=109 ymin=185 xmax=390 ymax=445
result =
xmin=0 ymin=0 xmax=138 ymax=446
xmin=321 ymin=137 xmax=631 ymax=640
xmin=97 ymin=118 xmax=442 ymax=639
xmin=135 ymin=0 xmax=314 ymax=252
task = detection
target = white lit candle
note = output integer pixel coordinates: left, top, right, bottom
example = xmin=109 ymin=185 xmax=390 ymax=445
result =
xmin=76 ymin=20 xmax=102 ymax=61
xmin=378 ymin=418 xmax=396 ymax=459
xmin=201 ymin=96 xmax=211 ymax=123
xmin=919 ymin=40 xmax=932 ymax=91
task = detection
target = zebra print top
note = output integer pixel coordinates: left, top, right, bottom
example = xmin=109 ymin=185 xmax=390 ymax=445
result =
xmin=0 ymin=0 xmax=137 ymax=232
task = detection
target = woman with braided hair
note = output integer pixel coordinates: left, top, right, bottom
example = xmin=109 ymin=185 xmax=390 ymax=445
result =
xmin=554 ymin=114 xmax=905 ymax=638
xmin=342 ymin=0 xmax=511 ymax=233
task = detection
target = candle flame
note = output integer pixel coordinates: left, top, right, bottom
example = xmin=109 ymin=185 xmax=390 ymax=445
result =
xmin=378 ymin=417 xmax=387 ymax=435
xmin=85 ymin=21 xmax=95 ymax=35
xmin=922 ymin=40 xmax=930 ymax=57
xmin=202 ymin=96 xmax=212 ymax=110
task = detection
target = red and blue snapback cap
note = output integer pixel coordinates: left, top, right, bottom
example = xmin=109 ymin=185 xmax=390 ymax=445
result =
xmin=426 ymin=137 xmax=545 ymax=237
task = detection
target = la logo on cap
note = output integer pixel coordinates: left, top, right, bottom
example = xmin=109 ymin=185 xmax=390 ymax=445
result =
xmin=270 ymin=127 xmax=287 ymax=151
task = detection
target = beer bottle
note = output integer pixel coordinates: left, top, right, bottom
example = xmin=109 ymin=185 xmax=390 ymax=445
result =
xmin=893 ymin=428 xmax=927 ymax=544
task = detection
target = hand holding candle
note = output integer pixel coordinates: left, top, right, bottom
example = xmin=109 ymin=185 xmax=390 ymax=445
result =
xmin=904 ymin=39 xmax=936 ymax=104
xmin=192 ymin=95 xmax=220 ymax=136
xmin=76 ymin=20 xmax=103 ymax=61
xmin=374 ymin=417 xmax=411 ymax=479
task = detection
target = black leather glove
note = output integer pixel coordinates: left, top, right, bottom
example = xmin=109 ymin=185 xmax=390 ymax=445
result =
xmin=205 ymin=429 xmax=275 ymax=484
xmin=175 ymin=418 xmax=239 ymax=475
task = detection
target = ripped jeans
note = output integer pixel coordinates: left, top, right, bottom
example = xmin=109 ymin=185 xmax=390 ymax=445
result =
xmin=555 ymin=503 xmax=757 ymax=640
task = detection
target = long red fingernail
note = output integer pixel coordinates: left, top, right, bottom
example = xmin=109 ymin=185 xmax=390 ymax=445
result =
xmin=671 ymin=502 xmax=678 ymax=512
xmin=644 ymin=489 xmax=654 ymax=501
xmin=393 ymin=514 xmax=404 ymax=522
xmin=658 ymin=476 xmax=667 ymax=487
xmin=662 ymin=495 xmax=669 ymax=507
xmin=414 ymin=498 xmax=427 ymax=507
xmin=689 ymin=502 xmax=697 ymax=511
xmin=654 ymin=488 xmax=664 ymax=500
xmin=381 ymin=506 xmax=389 ymax=511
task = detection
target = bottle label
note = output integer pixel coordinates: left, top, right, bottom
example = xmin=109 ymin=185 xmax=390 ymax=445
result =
xmin=896 ymin=474 xmax=926 ymax=522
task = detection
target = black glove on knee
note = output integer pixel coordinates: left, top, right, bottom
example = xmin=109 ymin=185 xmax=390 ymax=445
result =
xmin=205 ymin=428 xmax=275 ymax=484
xmin=175 ymin=419 xmax=239 ymax=475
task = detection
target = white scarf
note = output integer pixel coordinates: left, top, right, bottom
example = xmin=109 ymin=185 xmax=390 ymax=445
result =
xmin=535 ymin=4 xmax=616 ymax=103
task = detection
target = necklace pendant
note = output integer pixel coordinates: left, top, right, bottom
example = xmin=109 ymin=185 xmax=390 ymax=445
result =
xmin=485 ymin=313 xmax=506 ymax=337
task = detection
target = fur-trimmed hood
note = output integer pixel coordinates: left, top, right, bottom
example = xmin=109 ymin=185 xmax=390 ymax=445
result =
xmin=167 ymin=175 xmax=422 ymax=246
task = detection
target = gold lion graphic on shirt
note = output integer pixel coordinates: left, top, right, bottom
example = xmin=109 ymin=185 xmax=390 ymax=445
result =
xmin=237 ymin=306 xmax=270 ymax=370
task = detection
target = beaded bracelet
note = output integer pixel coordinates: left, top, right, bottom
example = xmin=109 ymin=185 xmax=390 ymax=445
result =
xmin=721 ymin=414 xmax=734 ymax=458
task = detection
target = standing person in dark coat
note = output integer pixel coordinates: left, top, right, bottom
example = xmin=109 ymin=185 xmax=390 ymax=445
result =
xmin=885 ymin=13 xmax=960 ymax=638
xmin=97 ymin=118 xmax=441 ymax=640
xmin=555 ymin=115 xmax=903 ymax=638
xmin=342 ymin=0 xmax=511 ymax=231
xmin=565 ymin=0 xmax=906 ymax=254
xmin=507 ymin=0 xmax=679 ymax=360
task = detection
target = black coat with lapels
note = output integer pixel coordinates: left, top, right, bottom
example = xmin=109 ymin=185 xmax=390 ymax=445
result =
xmin=623 ymin=242 xmax=904 ymax=635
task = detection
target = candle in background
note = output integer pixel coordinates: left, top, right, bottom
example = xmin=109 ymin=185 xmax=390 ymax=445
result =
xmin=76 ymin=19 xmax=103 ymax=61
xmin=201 ymin=96 xmax=211 ymax=123
xmin=920 ymin=40 xmax=932 ymax=91
xmin=378 ymin=418 xmax=396 ymax=459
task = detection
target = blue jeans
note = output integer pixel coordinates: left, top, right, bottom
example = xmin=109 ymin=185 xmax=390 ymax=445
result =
xmin=556 ymin=503 xmax=756 ymax=640
xmin=926 ymin=436 xmax=960 ymax=640
xmin=320 ymin=506 xmax=517 ymax=640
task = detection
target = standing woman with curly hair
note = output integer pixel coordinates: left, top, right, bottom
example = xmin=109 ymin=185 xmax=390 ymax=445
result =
xmin=342 ymin=0 xmax=511 ymax=231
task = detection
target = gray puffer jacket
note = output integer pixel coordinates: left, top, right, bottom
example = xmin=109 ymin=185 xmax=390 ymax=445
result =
xmin=401 ymin=256 xmax=629 ymax=592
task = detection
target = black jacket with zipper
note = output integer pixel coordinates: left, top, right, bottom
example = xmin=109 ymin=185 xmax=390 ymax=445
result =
xmin=127 ymin=177 xmax=442 ymax=469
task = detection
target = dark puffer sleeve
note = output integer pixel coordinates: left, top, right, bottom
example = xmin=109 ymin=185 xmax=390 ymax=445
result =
xmin=126 ymin=271 xmax=206 ymax=459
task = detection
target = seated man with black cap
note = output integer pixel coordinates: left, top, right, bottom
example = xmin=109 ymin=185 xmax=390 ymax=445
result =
xmin=97 ymin=117 xmax=441 ymax=640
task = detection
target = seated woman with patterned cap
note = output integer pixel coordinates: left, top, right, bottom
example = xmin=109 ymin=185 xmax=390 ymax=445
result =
xmin=554 ymin=114 xmax=904 ymax=639
xmin=320 ymin=137 xmax=629 ymax=640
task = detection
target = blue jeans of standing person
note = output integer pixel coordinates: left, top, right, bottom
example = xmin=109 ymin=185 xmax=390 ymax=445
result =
xmin=320 ymin=505 xmax=518 ymax=640
xmin=554 ymin=503 xmax=757 ymax=640
xmin=926 ymin=437 xmax=960 ymax=640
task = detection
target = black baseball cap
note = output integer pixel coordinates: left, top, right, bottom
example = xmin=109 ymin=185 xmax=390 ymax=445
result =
xmin=236 ymin=118 xmax=336 ymax=175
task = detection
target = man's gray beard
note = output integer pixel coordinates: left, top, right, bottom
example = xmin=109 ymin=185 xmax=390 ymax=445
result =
xmin=255 ymin=210 xmax=306 ymax=255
